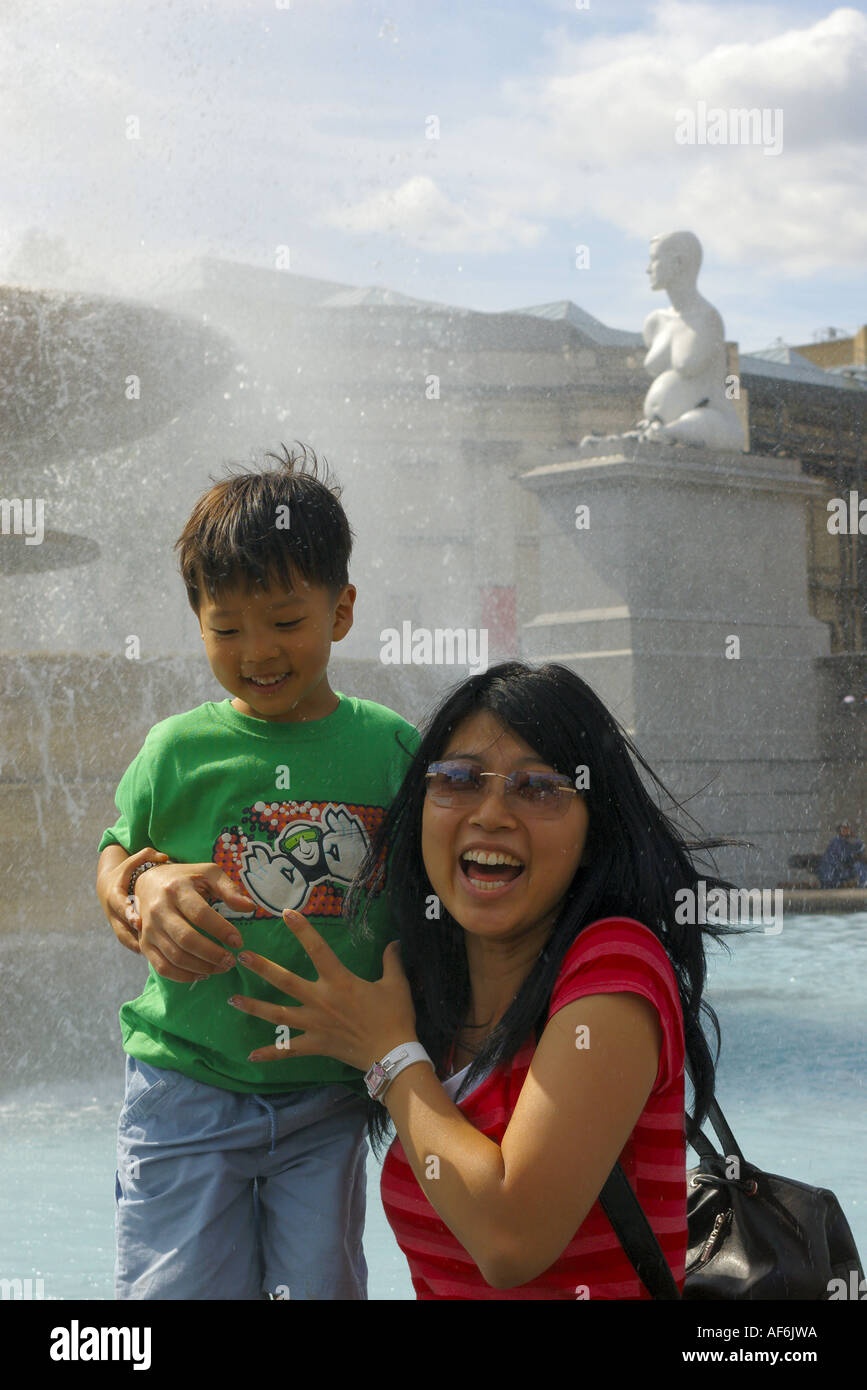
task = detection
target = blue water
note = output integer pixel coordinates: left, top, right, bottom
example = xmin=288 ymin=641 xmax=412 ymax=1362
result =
xmin=1 ymin=916 xmax=864 ymax=1299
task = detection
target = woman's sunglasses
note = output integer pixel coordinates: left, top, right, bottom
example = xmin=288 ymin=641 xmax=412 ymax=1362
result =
xmin=425 ymin=760 xmax=579 ymax=819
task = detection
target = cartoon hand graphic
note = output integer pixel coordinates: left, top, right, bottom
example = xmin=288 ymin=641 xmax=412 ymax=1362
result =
xmin=241 ymin=842 xmax=308 ymax=914
xmin=322 ymin=808 xmax=369 ymax=882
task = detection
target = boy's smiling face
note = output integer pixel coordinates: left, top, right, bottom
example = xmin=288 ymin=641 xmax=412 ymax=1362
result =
xmin=198 ymin=571 xmax=355 ymax=722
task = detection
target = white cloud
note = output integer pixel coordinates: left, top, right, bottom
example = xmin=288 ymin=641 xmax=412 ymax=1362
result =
xmin=325 ymin=174 xmax=545 ymax=254
xmin=464 ymin=4 xmax=867 ymax=274
xmin=301 ymin=4 xmax=867 ymax=277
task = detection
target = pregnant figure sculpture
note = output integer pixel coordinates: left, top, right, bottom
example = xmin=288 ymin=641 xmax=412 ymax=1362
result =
xmin=586 ymin=230 xmax=746 ymax=452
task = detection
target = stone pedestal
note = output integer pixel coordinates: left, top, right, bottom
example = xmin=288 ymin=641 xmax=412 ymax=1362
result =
xmin=519 ymin=440 xmax=831 ymax=887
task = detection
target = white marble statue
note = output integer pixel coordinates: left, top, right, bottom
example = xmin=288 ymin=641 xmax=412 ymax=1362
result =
xmin=583 ymin=230 xmax=746 ymax=452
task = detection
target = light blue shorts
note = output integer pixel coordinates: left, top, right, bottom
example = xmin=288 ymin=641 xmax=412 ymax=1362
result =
xmin=115 ymin=1055 xmax=369 ymax=1300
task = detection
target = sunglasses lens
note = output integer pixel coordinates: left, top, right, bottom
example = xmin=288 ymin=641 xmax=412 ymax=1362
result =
xmin=426 ymin=763 xmax=482 ymax=805
xmin=511 ymin=772 xmax=570 ymax=815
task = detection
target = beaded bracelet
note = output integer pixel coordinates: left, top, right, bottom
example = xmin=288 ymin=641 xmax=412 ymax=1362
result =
xmin=126 ymin=862 xmax=161 ymax=932
xmin=127 ymin=861 xmax=159 ymax=899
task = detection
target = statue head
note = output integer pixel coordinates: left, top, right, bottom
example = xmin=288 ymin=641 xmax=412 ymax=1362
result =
xmin=647 ymin=231 xmax=702 ymax=291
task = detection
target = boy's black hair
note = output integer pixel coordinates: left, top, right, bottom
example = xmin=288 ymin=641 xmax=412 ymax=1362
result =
xmin=345 ymin=660 xmax=748 ymax=1158
xmin=175 ymin=442 xmax=353 ymax=612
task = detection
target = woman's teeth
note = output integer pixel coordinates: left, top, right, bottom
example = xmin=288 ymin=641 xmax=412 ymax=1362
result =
xmin=463 ymin=850 xmax=523 ymax=867
xmin=461 ymin=849 xmax=525 ymax=891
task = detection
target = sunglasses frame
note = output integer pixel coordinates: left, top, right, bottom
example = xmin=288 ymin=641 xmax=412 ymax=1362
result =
xmin=424 ymin=759 xmax=579 ymax=818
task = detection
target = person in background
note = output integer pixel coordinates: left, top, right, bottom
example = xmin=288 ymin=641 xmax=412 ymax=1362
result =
xmin=817 ymin=822 xmax=867 ymax=889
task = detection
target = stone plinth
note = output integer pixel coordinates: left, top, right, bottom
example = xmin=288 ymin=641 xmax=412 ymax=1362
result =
xmin=519 ymin=441 xmax=831 ymax=887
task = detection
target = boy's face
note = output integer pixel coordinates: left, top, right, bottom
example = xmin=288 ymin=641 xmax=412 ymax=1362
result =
xmin=198 ymin=572 xmax=355 ymax=722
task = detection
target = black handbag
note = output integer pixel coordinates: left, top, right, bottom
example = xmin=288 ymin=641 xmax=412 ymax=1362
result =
xmin=598 ymin=1059 xmax=865 ymax=1300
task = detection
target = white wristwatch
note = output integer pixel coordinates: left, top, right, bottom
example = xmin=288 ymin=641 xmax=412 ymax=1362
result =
xmin=364 ymin=1042 xmax=433 ymax=1101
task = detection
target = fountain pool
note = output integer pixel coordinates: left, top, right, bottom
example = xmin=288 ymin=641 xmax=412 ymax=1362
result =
xmin=0 ymin=914 xmax=863 ymax=1300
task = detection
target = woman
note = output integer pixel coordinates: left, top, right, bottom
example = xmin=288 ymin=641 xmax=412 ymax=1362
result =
xmin=229 ymin=661 xmax=736 ymax=1298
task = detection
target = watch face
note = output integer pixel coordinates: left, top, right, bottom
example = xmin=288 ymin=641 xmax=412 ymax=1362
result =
xmin=365 ymin=1062 xmax=387 ymax=1096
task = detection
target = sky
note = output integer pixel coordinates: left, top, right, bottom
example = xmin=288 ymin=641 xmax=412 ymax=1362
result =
xmin=1 ymin=0 xmax=866 ymax=352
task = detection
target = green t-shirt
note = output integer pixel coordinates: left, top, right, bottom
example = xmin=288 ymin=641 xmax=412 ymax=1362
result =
xmin=99 ymin=693 xmax=419 ymax=1095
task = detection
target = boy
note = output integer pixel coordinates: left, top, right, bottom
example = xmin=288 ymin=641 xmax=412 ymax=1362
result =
xmin=96 ymin=445 xmax=417 ymax=1300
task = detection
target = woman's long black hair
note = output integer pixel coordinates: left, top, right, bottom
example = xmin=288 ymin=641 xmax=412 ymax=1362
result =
xmin=346 ymin=660 xmax=745 ymax=1157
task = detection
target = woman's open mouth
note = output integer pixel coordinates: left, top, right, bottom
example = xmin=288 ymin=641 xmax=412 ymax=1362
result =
xmin=459 ymin=848 xmax=526 ymax=896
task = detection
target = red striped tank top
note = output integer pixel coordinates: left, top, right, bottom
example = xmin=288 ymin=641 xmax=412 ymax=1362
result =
xmin=380 ymin=917 xmax=687 ymax=1299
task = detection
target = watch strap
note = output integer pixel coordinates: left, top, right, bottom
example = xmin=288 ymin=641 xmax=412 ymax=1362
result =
xmin=364 ymin=1042 xmax=432 ymax=1101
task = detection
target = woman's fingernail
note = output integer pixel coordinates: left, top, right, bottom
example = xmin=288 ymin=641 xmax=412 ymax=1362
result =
xmin=227 ymin=996 xmax=240 ymax=1007
xmin=228 ymin=934 xmax=243 ymax=948
xmin=248 ymin=1051 xmax=261 ymax=1061
xmin=238 ymin=952 xmax=252 ymax=965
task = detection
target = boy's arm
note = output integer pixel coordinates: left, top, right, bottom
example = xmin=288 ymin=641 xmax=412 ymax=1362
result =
xmin=98 ymin=729 xmax=256 ymax=980
xmin=131 ymin=861 xmax=257 ymax=982
xmin=98 ymin=839 xmax=176 ymax=950
xmin=97 ymin=844 xmax=258 ymax=983
xmin=97 ymin=843 xmax=168 ymax=953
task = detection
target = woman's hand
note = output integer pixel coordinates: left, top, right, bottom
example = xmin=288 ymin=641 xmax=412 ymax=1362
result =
xmin=229 ymin=909 xmax=418 ymax=1071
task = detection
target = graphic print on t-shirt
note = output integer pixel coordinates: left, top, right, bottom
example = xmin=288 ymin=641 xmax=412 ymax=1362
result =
xmin=211 ymin=799 xmax=384 ymax=918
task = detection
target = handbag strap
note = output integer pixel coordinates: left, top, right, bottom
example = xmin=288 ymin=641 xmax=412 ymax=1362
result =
xmin=598 ymin=1162 xmax=682 ymax=1299
xmin=598 ymin=1053 xmax=742 ymax=1300
xmin=686 ymin=1053 xmax=744 ymax=1161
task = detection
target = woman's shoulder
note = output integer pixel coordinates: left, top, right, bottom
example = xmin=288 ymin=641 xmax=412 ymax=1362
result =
xmin=560 ymin=914 xmax=671 ymax=959
xmin=547 ymin=917 xmax=685 ymax=1093
xmin=548 ymin=918 xmax=682 ymax=1022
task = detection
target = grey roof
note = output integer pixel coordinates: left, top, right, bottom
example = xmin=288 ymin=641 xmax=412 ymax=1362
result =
xmin=318 ymin=284 xmax=462 ymax=311
xmin=747 ymin=343 xmax=826 ymax=369
xmin=740 ymin=346 xmax=865 ymax=390
xmin=148 ymin=256 xmax=354 ymax=306
xmin=154 ymin=259 xmax=864 ymax=391
xmin=826 ymin=363 xmax=867 ymax=382
xmin=154 ymin=260 xmax=645 ymax=340
xmin=506 ymin=300 xmax=644 ymax=348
